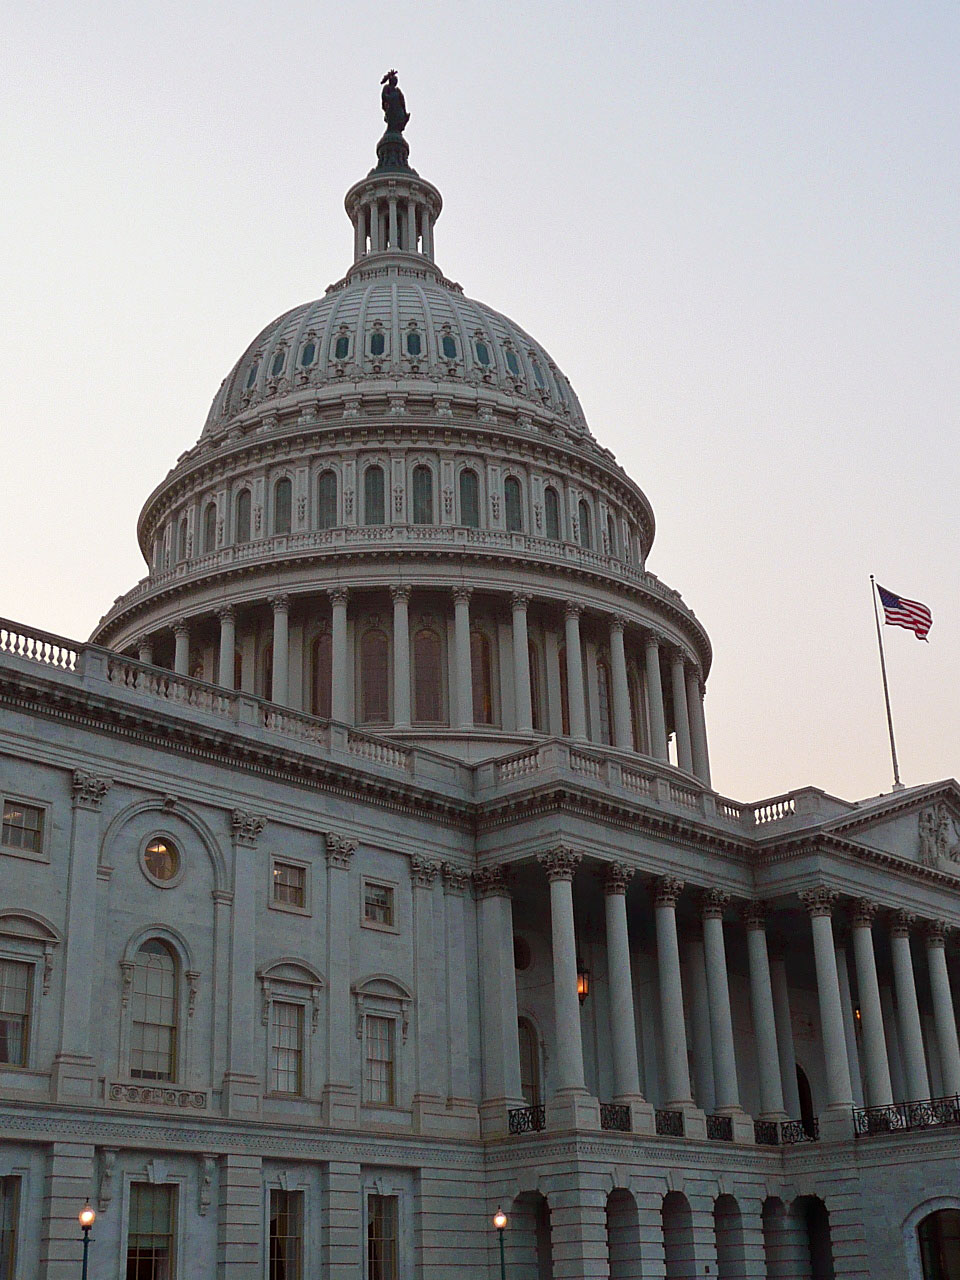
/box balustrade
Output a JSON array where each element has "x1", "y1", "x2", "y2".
[
  {"x1": 754, "y1": 1118, "x2": 819, "y2": 1145},
  {"x1": 508, "y1": 1105, "x2": 546, "y2": 1135},
  {"x1": 706, "y1": 1113, "x2": 734, "y2": 1141},
  {"x1": 599, "y1": 1103, "x2": 631, "y2": 1132},
  {"x1": 853, "y1": 1094, "x2": 960, "y2": 1136},
  {"x1": 655, "y1": 1108, "x2": 684, "y2": 1137},
  {"x1": 0, "y1": 619, "x2": 79, "y2": 670}
]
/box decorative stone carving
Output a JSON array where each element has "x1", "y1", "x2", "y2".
[
  {"x1": 890, "y1": 908, "x2": 917, "y2": 938},
  {"x1": 511, "y1": 592, "x2": 532, "y2": 611},
  {"x1": 799, "y1": 886, "x2": 838, "y2": 918},
  {"x1": 925, "y1": 919, "x2": 950, "y2": 948},
  {"x1": 120, "y1": 961, "x2": 134, "y2": 1008},
  {"x1": 198, "y1": 1155, "x2": 216, "y2": 1215},
  {"x1": 269, "y1": 594, "x2": 290, "y2": 613},
  {"x1": 173, "y1": 619, "x2": 190, "y2": 638},
  {"x1": 409, "y1": 855, "x2": 440, "y2": 888},
  {"x1": 440, "y1": 862, "x2": 469, "y2": 893},
  {"x1": 72, "y1": 770, "x2": 112, "y2": 811},
  {"x1": 109, "y1": 1084, "x2": 206, "y2": 1109},
  {"x1": 216, "y1": 604, "x2": 235, "y2": 623},
  {"x1": 231, "y1": 810, "x2": 266, "y2": 847},
  {"x1": 850, "y1": 899, "x2": 879, "y2": 929},
  {"x1": 653, "y1": 875, "x2": 684, "y2": 908},
  {"x1": 602, "y1": 861, "x2": 633, "y2": 895},
  {"x1": 918, "y1": 803, "x2": 960, "y2": 865},
  {"x1": 564, "y1": 601, "x2": 583, "y2": 621},
  {"x1": 472, "y1": 864, "x2": 511, "y2": 898},
  {"x1": 325, "y1": 832, "x2": 357, "y2": 867},
  {"x1": 537, "y1": 845, "x2": 582, "y2": 882},
  {"x1": 741, "y1": 900, "x2": 768, "y2": 930},
  {"x1": 186, "y1": 970, "x2": 200, "y2": 1017},
  {"x1": 328, "y1": 587, "x2": 350, "y2": 607},
  {"x1": 701, "y1": 888, "x2": 730, "y2": 919},
  {"x1": 452, "y1": 587, "x2": 473, "y2": 606},
  {"x1": 97, "y1": 1147, "x2": 117, "y2": 1212},
  {"x1": 390, "y1": 584, "x2": 412, "y2": 603},
  {"x1": 610, "y1": 615, "x2": 626, "y2": 635}
]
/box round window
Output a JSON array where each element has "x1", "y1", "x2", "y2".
[{"x1": 143, "y1": 838, "x2": 181, "y2": 885}]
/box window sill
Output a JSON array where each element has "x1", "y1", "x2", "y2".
[
  {"x1": 361, "y1": 919, "x2": 400, "y2": 935},
  {"x1": 268, "y1": 900, "x2": 311, "y2": 918}
]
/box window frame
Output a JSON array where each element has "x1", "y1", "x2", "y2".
[
  {"x1": 121, "y1": 1175, "x2": 183, "y2": 1280},
  {"x1": 310, "y1": 627, "x2": 333, "y2": 719},
  {"x1": 0, "y1": 1173, "x2": 23, "y2": 1280},
  {"x1": 269, "y1": 856, "x2": 311, "y2": 917},
  {"x1": 361, "y1": 878, "x2": 398, "y2": 934},
  {"x1": 119, "y1": 931, "x2": 193, "y2": 1087},
  {"x1": 273, "y1": 476, "x2": 293, "y2": 536},
  {"x1": 317, "y1": 469, "x2": 339, "y2": 530},
  {"x1": 412, "y1": 625, "x2": 445, "y2": 725},
  {"x1": 234, "y1": 488, "x2": 252, "y2": 545},
  {"x1": 0, "y1": 957, "x2": 34, "y2": 1071},
  {"x1": 258, "y1": 962, "x2": 323, "y2": 1100},
  {"x1": 0, "y1": 795, "x2": 48, "y2": 864},
  {"x1": 410, "y1": 464, "x2": 434, "y2": 526},
  {"x1": 357, "y1": 627, "x2": 392, "y2": 726},
  {"x1": 366, "y1": 1191, "x2": 400, "y2": 1280},
  {"x1": 267, "y1": 1184, "x2": 306, "y2": 1280},
  {"x1": 139, "y1": 832, "x2": 185, "y2": 890},
  {"x1": 363, "y1": 464, "x2": 386, "y2": 526},
  {"x1": 543, "y1": 484, "x2": 562, "y2": 541},
  {"x1": 201, "y1": 501, "x2": 218, "y2": 555},
  {"x1": 352, "y1": 976, "x2": 412, "y2": 1113},
  {"x1": 458, "y1": 466, "x2": 481, "y2": 529},
  {"x1": 503, "y1": 475, "x2": 524, "y2": 533}
]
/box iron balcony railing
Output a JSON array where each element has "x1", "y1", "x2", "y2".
[
  {"x1": 754, "y1": 1118, "x2": 820, "y2": 1145},
  {"x1": 655, "y1": 1109, "x2": 683, "y2": 1137},
  {"x1": 599, "y1": 1103, "x2": 631, "y2": 1132},
  {"x1": 508, "y1": 1105, "x2": 546, "y2": 1135},
  {"x1": 706, "y1": 1113, "x2": 734, "y2": 1141},
  {"x1": 853, "y1": 1094, "x2": 960, "y2": 1136}
]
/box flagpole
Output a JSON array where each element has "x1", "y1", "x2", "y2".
[{"x1": 870, "y1": 574, "x2": 903, "y2": 790}]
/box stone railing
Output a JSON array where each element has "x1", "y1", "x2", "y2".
[{"x1": 0, "y1": 620, "x2": 80, "y2": 672}]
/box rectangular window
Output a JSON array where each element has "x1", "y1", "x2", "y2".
[
  {"x1": 367, "y1": 1194, "x2": 399, "y2": 1280},
  {"x1": 272, "y1": 860, "x2": 306, "y2": 909},
  {"x1": 0, "y1": 960, "x2": 31, "y2": 1067},
  {"x1": 363, "y1": 882, "x2": 394, "y2": 928},
  {"x1": 1, "y1": 801, "x2": 43, "y2": 854},
  {"x1": 126, "y1": 1182, "x2": 176, "y2": 1280},
  {"x1": 129, "y1": 949, "x2": 177, "y2": 1082},
  {"x1": 0, "y1": 1177, "x2": 19, "y2": 1280},
  {"x1": 364, "y1": 1015, "x2": 395, "y2": 1105},
  {"x1": 269, "y1": 1188, "x2": 303, "y2": 1280},
  {"x1": 270, "y1": 1001, "x2": 304, "y2": 1096}
]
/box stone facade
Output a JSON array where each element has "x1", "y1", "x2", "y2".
[{"x1": 2, "y1": 97, "x2": 960, "y2": 1280}]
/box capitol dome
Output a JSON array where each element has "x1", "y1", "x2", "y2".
[{"x1": 92, "y1": 106, "x2": 712, "y2": 773}]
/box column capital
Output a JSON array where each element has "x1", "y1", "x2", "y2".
[
  {"x1": 472, "y1": 863, "x2": 511, "y2": 899},
  {"x1": 537, "y1": 845, "x2": 582, "y2": 882},
  {"x1": 440, "y1": 862, "x2": 470, "y2": 894},
  {"x1": 390, "y1": 584, "x2": 412, "y2": 604},
  {"x1": 799, "y1": 886, "x2": 838, "y2": 918},
  {"x1": 409, "y1": 855, "x2": 440, "y2": 888},
  {"x1": 742, "y1": 899, "x2": 768, "y2": 931},
  {"x1": 850, "y1": 898, "x2": 880, "y2": 928},
  {"x1": 231, "y1": 809, "x2": 266, "y2": 847},
  {"x1": 72, "y1": 770, "x2": 112, "y2": 811},
  {"x1": 925, "y1": 918, "x2": 951, "y2": 948},
  {"x1": 173, "y1": 618, "x2": 190, "y2": 637},
  {"x1": 654, "y1": 875, "x2": 684, "y2": 908},
  {"x1": 328, "y1": 587, "x2": 350, "y2": 607},
  {"x1": 452, "y1": 586, "x2": 473, "y2": 606},
  {"x1": 325, "y1": 832, "x2": 357, "y2": 868},
  {"x1": 216, "y1": 605, "x2": 235, "y2": 623},
  {"x1": 563, "y1": 601, "x2": 583, "y2": 621},
  {"x1": 511, "y1": 591, "x2": 532, "y2": 611},
  {"x1": 642, "y1": 629, "x2": 662, "y2": 651},
  {"x1": 609, "y1": 614, "x2": 627, "y2": 634},
  {"x1": 269, "y1": 593, "x2": 290, "y2": 613},
  {"x1": 890, "y1": 908, "x2": 917, "y2": 938},
  {"x1": 700, "y1": 887, "x2": 730, "y2": 920},
  {"x1": 602, "y1": 861, "x2": 634, "y2": 896}
]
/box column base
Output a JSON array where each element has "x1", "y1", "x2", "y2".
[
  {"x1": 817, "y1": 1105, "x2": 856, "y2": 1141},
  {"x1": 412, "y1": 1092, "x2": 479, "y2": 1136},
  {"x1": 50, "y1": 1053, "x2": 98, "y2": 1102},
  {"x1": 665, "y1": 1102, "x2": 708, "y2": 1139},
  {"x1": 546, "y1": 1088, "x2": 601, "y2": 1132},
  {"x1": 614, "y1": 1095, "x2": 657, "y2": 1135},
  {"x1": 322, "y1": 1083, "x2": 359, "y2": 1128},
  {"x1": 220, "y1": 1072, "x2": 262, "y2": 1117},
  {"x1": 479, "y1": 1097, "x2": 527, "y2": 1138},
  {"x1": 716, "y1": 1107, "x2": 757, "y2": 1144}
]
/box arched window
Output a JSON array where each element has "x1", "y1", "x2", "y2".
[
  {"x1": 202, "y1": 502, "x2": 217, "y2": 554},
  {"x1": 262, "y1": 643, "x2": 273, "y2": 700},
  {"x1": 235, "y1": 489, "x2": 252, "y2": 545},
  {"x1": 245, "y1": 360, "x2": 259, "y2": 390},
  {"x1": 459, "y1": 469, "x2": 480, "y2": 528},
  {"x1": 370, "y1": 331, "x2": 385, "y2": 357},
  {"x1": 270, "y1": 349, "x2": 285, "y2": 377},
  {"x1": 505, "y1": 348, "x2": 520, "y2": 377},
  {"x1": 311, "y1": 631, "x2": 332, "y2": 719},
  {"x1": 406, "y1": 330, "x2": 421, "y2": 357},
  {"x1": 544, "y1": 486, "x2": 561, "y2": 541},
  {"x1": 317, "y1": 470, "x2": 338, "y2": 529},
  {"x1": 504, "y1": 476, "x2": 523, "y2": 532},
  {"x1": 518, "y1": 1018, "x2": 541, "y2": 1106},
  {"x1": 528, "y1": 640, "x2": 543, "y2": 732},
  {"x1": 558, "y1": 644, "x2": 570, "y2": 736},
  {"x1": 177, "y1": 517, "x2": 188, "y2": 562},
  {"x1": 359, "y1": 629, "x2": 389, "y2": 724},
  {"x1": 364, "y1": 465, "x2": 385, "y2": 526},
  {"x1": 597, "y1": 658, "x2": 612, "y2": 745},
  {"x1": 470, "y1": 631, "x2": 494, "y2": 725},
  {"x1": 475, "y1": 339, "x2": 490, "y2": 366},
  {"x1": 300, "y1": 339, "x2": 316, "y2": 367},
  {"x1": 274, "y1": 477, "x2": 292, "y2": 535},
  {"x1": 412, "y1": 465, "x2": 433, "y2": 525},
  {"x1": 918, "y1": 1209, "x2": 960, "y2": 1280},
  {"x1": 334, "y1": 333, "x2": 349, "y2": 360},
  {"x1": 413, "y1": 628, "x2": 442, "y2": 723},
  {"x1": 578, "y1": 498, "x2": 593, "y2": 550},
  {"x1": 130, "y1": 940, "x2": 179, "y2": 1082},
  {"x1": 441, "y1": 333, "x2": 457, "y2": 360},
  {"x1": 607, "y1": 513, "x2": 618, "y2": 557}
]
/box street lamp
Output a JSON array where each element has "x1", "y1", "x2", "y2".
[
  {"x1": 493, "y1": 1206, "x2": 507, "y2": 1280},
  {"x1": 78, "y1": 1204, "x2": 95, "y2": 1280}
]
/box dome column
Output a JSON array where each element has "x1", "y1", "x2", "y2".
[
  {"x1": 563, "y1": 603, "x2": 587, "y2": 741},
  {"x1": 670, "y1": 649, "x2": 694, "y2": 773},
  {"x1": 173, "y1": 621, "x2": 190, "y2": 676},
  {"x1": 452, "y1": 588, "x2": 473, "y2": 730},
  {"x1": 388, "y1": 197, "x2": 398, "y2": 250},
  {"x1": 643, "y1": 634, "x2": 668, "y2": 761},
  {"x1": 138, "y1": 639, "x2": 153, "y2": 666},
  {"x1": 391, "y1": 586, "x2": 411, "y2": 729},
  {"x1": 217, "y1": 607, "x2": 236, "y2": 689},
  {"x1": 270, "y1": 595, "x2": 290, "y2": 705},
  {"x1": 609, "y1": 616, "x2": 632, "y2": 751},
  {"x1": 368, "y1": 200, "x2": 381, "y2": 252},
  {"x1": 329, "y1": 589, "x2": 350, "y2": 722},
  {"x1": 406, "y1": 200, "x2": 416, "y2": 251},
  {"x1": 686, "y1": 668, "x2": 711, "y2": 786},
  {"x1": 511, "y1": 593, "x2": 533, "y2": 733}
]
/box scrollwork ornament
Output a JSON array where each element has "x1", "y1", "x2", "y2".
[
  {"x1": 472, "y1": 864, "x2": 511, "y2": 899},
  {"x1": 325, "y1": 832, "x2": 357, "y2": 868},
  {"x1": 441, "y1": 862, "x2": 469, "y2": 893},
  {"x1": 890, "y1": 908, "x2": 916, "y2": 939},
  {"x1": 799, "y1": 886, "x2": 838, "y2": 918},
  {"x1": 602, "y1": 861, "x2": 634, "y2": 896},
  {"x1": 741, "y1": 900, "x2": 768, "y2": 931},
  {"x1": 701, "y1": 888, "x2": 730, "y2": 920},
  {"x1": 925, "y1": 919, "x2": 950, "y2": 948},
  {"x1": 850, "y1": 899, "x2": 879, "y2": 929},
  {"x1": 198, "y1": 1155, "x2": 216, "y2": 1216},
  {"x1": 231, "y1": 809, "x2": 266, "y2": 847},
  {"x1": 409, "y1": 855, "x2": 440, "y2": 888},
  {"x1": 537, "y1": 845, "x2": 582, "y2": 882},
  {"x1": 72, "y1": 770, "x2": 112, "y2": 811},
  {"x1": 654, "y1": 876, "x2": 684, "y2": 908}
]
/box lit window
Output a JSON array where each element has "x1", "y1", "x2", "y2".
[
  {"x1": 0, "y1": 960, "x2": 31, "y2": 1067},
  {"x1": 129, "y1": 941, "x2": 178, "y2": 1082},
  {"x1": 597, "y1": 659, "x2": 612, "y2": 745},
  {"x1": 274, "y1": 478, "x2": 292, "y2": 535},
  {"x1": 269, "y1": 1189, "x2": 303, "y2": 1280},
  {"x1": 370, "y1": 331, "x2": 385, "y2": 357},
  {"x1": 367, "y1": 1194, "x2": 399, "y2": 1280},
  {"x1": 364, "y1": 882, "x2": 394, "y2": 928},
  {"x1": 311, "y1": 632, "x2": 332, "y2": 718},
  {"x1": 270, "y1": 1000, "x2": 304, "y2": 1095},
  {"x1": 2, "y1": 801, "x2": 43, "y2": 854},
  {"x1": 364, "y1": 1016, "x2": 395, "y2": 1104},
  {"x1": 271, "y1": 351, "x2": 285, "y2": 377},
  {"x1": 143, "y1": 838, "x2": 180, "y2": 884},
  {"x1": 202, "y1": 503, "x2": 217, "y2": 554},
  {"x1": 235, "y1": 489, "x2": 252, "y2": 544},
  {"x1": 475, "y1": 339, "x2": 490, "y2": 366},
  {"x1": 544, "y1": 486, "x2": 561, "y2": 541},
  {"x1": 359, "y1": 631, "x2": 390, "y2": 724},
  {"x1": 504, "y1": 476, "x2": 523, "y2": 532},
  {"x1": 471, "y1": 631, "x2": 494, "y2": 725},
  {"x1": 578, "y1": 498, "x2": 593, "y2": 550},
  {"x1": 245, "y1": 361, "x2": 259, "y2": 390},
  {"x1": 126, "y1": 1183, "x2": 176, "y2": 1280},
  {"x1": 505, "y1": 349, "x2": 520, "y2": 377},
  {"x1": 300, "y1": 340, "x2": 316, "y2": 367},
  {"x1": 364, "y1": 466, "x2": 385, "y2": 525},
  {"x1": 459, "y1": 469, "x2": 480, "y2": 528},
  {"x1": 318, "y1": 471, "x2": 338, "y2": 529},
  {"x1": 412, "y1": 466, "x2": 433, "y2": 524},
  {"x1": 334, "y1": 334, "x2": 349, "y2": 360},
  {"x1": 0, "y1": 1177, "x2": 19, "y2": 1280},
  {"x1": 272, "y1": 860, "x2": 306, "y2": 909},
  {"x1": 413, "y1": 628, "x2": 442, "y2": 723},
  {"x1": 441, "y1": 334, "x2": 457, "y2": 359},
  {"x1": 406, "y1": 330, "x2": 421, "y2": 357}
]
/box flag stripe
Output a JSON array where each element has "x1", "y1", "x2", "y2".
[{"x1": 876, "y1": 584, "x2": 933, "y2": 639}]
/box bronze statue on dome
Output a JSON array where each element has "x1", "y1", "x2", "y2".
[{"x1": 381, "y1": 71, "x2": 410, "y2": 134}]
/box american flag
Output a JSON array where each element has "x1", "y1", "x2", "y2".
[{"x1": 877, "y1": 585, "x2": 933, "y2": 640}]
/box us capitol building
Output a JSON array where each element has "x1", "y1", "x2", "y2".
[{"x1": 2, "y1": 78, "x2": 959, "y2": 1280}]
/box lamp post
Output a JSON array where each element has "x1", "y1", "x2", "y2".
[
  {"x1": 493, "y1": 1206, "x2": 507, "y2": 1280},
  {"x1": 78, "y1": 1203, "x2": 95, "y2": 1280}
]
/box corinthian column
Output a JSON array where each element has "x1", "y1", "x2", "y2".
[
  {"x1": 670, "y1": 651, "x2": 693, "y2": 774},
  {"x1": 474, "y1": 865, "x2": 523, "y2": 1135},
  {"x1": 850, "y1": 900, "x2": 893, "y2": 1108},
  {"x1": 686, "y1": 668, "x2": 711, "y2": 786},
  {"x1": 511, "y1": 593, "x2": 533, "y2": 732},
  {"x1": 701, "y1": 890, "x2": 740, "y2": 1112},
  {"x1": 926, "y1": 921, "x2": 960, "y2": 1096},
  {"x1": 644, "y1": 635, "x2": 668, "y2": 761},
  {"x1": 603, "y1": 863, "x2": 641, "y2": 1099},
  {"x1": 563, "y1": 603, "x2": 587, "y2": 740},
  {"x1": 452, "y1": 588, "x2": 473, "y2": 729},
  {"x1": 890, "y1": 911, "x2": 930, "y2": 1100},
  {"x1": 743, "y1": 902, "x2": 786, "y2": 1119},
  {"x1": 270, "y1": 594, "x2": 290, "y2": 704},
  {"x1": 391, "y1": 585, "x2": 411, "y2": 728},
  {"x1": 654, "y1": 876, "x2": 693, "y2": 1107},
  {"x1": 328, "y1": 589, "x2": 349, "y2": 722},
  {"x1": 217, "y1": 606, "x2": 236, "y2": 689},
  {"x1": 537, "y1": 847, "x2": 585, "y2": 1092},
  {"x1": 800, "y1": 888, "x2": 853, "y2": 1117},
  {"x1": 173, "y1": 620, "x2": 190, "y2": 676},
  {"x1": 609, "y1": 616, "x2": 633, "y2": 750}
]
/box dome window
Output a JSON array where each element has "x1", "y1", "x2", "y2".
[
  {"x1": 531, "y1": 359, "x2": 545, "y2": 389},
  {"x1": 359, "y1": 629, "x2": 390, "y2": 724},
  {"x1": 504, "y1": 476, "x2": 523, "y2": 533},
  {"x1": 235, "y1": 489, "x2": 252, "y2": 545},
  {"x1": 370, "y1": 331, "x2": 386, "y2": 357},
  {"x1": 202, "y1": 502, "x2": 217, "y2": 554},
  {"x1": 245, "y1": 361, "x2": 259, "y2": 390},
  {"x1": 544, "y1": 486, "x2": 561, "y2": 541},
  {"x1": 364, "y1": 465, "x2": 385, "y2": 526},
  {"x1": 577, "y1": 498, "x2": 593, "y2": 551},
  {"x1": 300, "y1": 341, "x2": 316, "y2": 367},
  {"x1": 406, "y1": 330, "x2": 422, "y2": 357},
  {"x1": 441, "y1": 334, "x2": 457, "y2": 360},
  {"x1": 412, "y1": 465, "x2": 434, "y2": 525},
  {"x1": 271, "y1": 351, "x2": 285, "y2": 377},
  {"x1": 274, "y1": 478, "x2": 292, "y2": 535},
  {"x1": 334, "y1": 333, "x2": 350, "y2": 361},
  {"x1": 317, "y1": 471, "x2": 338, "y2": 530},
  {"x1": 475, "y1": 340, "x2": 491, "y2": 366},
  {"x1": 413, "y1": 628, "x2": 443, "y2": 724},
  {"x1": 505, "y1": 349, "x2": 520, "y2": 377},
  {"x1": 459, "y1": 469, "x2": 480, "y2": 529}
]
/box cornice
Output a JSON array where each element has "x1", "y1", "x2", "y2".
[{"x1": 756, "y1": 830, "x2": 960, "y2": 891}]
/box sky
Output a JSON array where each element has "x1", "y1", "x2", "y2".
[{"x1": 1, "y1": 1, "x2": 957, "y2": 804}]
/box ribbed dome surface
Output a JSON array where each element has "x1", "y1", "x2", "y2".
[{"x1": 202, "y1": 275, "x2": 590, "y2": 438}]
